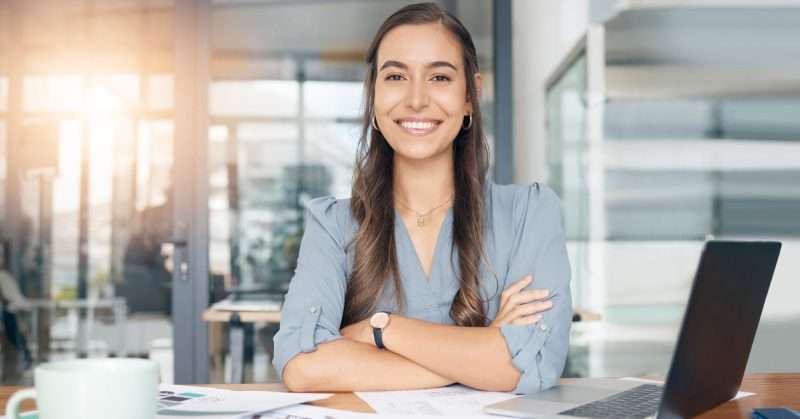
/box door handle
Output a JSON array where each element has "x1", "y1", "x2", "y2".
[{"x1": 163, "y1": 222, "x2": 190, "y2": 281}]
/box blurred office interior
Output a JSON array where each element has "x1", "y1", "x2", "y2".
[{"x1": 0, "y1": 0, "x2": 798, "y2": 386}]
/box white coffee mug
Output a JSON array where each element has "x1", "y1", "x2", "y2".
[{"x1": 5, "y1": 358, "x2": 159, "y2": 419}]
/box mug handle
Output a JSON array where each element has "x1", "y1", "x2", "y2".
[{"x1": 5, "y1": 388, "x2": 37, "y2": 419}]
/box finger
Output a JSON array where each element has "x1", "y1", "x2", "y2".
[
  {"x1": 507, "y1": 288, "x2": 551, "y2": 308},
  {"x1": 492, "y1": 306, "x2": 518, "y2": 327},
  {"x1": 506, "y1": 290, "x2": 550, "y2": 309},
  {"x1": 509, "y1": 300, "x2": 553, "y2": 320},
  {"x1": 511, "y1": 314, "x2": 543, "y2": 326},
  {"x1": 501, "y1": 275, "x2": 533, "y2": 302},
  {"x1": 499, "y1": 283, "x2": 544, "y2": 320},
  {"x1": 508, "y1": 275, "x2": 534, "y2": 295},
  {"x1": 496, "y1": 302, "x2": 513, "y2": 320},
  {"x1": 491, "y1": 311, "x2": 510, "y2": 327},
  {"x1": 500, "y1": 275, "x2": 533, "y2": 308},
  {"x1": 496, "y1": 295, "x2": 519, "y2": 320}
]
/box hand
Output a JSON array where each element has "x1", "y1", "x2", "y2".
[
  {"x1": 490, "y1": 275, "x2": 552, "y2": 327},
  {"x1": 340, "y1": 317, "x2": 375, "y2": 346}
]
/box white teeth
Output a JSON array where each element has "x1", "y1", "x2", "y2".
[{"x1": 400, "y1": 121, "x2": 437, "y2": 130}]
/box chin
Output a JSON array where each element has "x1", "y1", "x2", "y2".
[
  {"x1": 393, "y1": 142, "x2": 450, "y2": 162},
  {"x1": 384, "y1": 124, "x2": 458, "y2": 162}
]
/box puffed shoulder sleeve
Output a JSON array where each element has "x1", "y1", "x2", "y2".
[
  {"x1": 272, "y1": 196, "x2": 349, "y2": 381},
  {"x1": 499, "y1": 183, "x2": 572, "y2": 394}
]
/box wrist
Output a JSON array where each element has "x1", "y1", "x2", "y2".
[
  {"x1": 369, "y1": 312, "x2": 392, "y2": 349},
  {"x1": 379, "y1": 314, "x2": 409, "y2": 351}
]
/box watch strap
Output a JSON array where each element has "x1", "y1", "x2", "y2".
[
  {"x1": 371, "y1": 311, "x2": 391, "y2": 350},
  {"x1": 373, "y1": 326, "x2": 386, "y2": 350}
]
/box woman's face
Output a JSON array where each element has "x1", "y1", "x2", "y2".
[{"x1": 374, "y1": 22, "x2": 481, "y2": 162}]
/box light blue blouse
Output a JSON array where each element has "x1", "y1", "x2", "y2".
[{"x1": 272, "y1": 182, "x2": 572, "y2": 394}]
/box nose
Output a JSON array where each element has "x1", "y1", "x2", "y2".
[{"x1": 405, "y1": 77, "x2": 429, "y2": 111}]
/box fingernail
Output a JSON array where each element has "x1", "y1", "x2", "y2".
[{"x1": 543, "y1": 290, "x2": 550, "y2": 296}]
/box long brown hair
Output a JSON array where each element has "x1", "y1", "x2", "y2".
[{"x1": 343, "y1": 2, "x2": 490, "y2": 327}]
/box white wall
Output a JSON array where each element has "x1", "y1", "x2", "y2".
[{"x1": 512, "y1": 0, "x2": 588, "y2": 183}]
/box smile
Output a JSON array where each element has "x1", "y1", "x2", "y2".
[{"x1": 396, "y1": 119, "x2": 442, "y2": 136}]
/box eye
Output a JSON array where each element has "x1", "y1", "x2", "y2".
[
  {"x1": 385, "y1": 74, "x2": 405, "y2": 81},
  {"x1": 431, "y1": 74, "x2": 451, "y2": 82}
]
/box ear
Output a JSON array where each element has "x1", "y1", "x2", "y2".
[{"x1": 466, "y1": 72, "x2": 483, "y2": 113}]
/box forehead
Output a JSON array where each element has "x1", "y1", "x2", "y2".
[{"x1": 377, "y1": 22, "x2": 463, "y2": 69}]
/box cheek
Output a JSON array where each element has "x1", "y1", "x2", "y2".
[
  {"x1": 438, "y1": 115, "x2": 464, "y2": 143},
  {"x1": 374, "y1": 83, "x2": 403, "y2": 114},
  {"x1": 431, "y1": 87, "x2": 469, "y2": 115}
]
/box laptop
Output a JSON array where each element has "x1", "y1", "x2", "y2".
[{"x1": 485, "y1": 241, "x2": 781, "y2": 419}]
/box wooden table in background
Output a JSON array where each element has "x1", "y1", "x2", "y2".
[
  {"x1": 2, "y1": 373, "x2": 798, "y2": 418},
  {"x1": 203, "y1": 308, "x2": 281, "y2": 384}
]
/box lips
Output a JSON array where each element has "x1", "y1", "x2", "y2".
[{"x1": 395, "y1": 118, "x2": 442, "y2": 135}]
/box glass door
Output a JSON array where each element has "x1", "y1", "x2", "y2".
[{"x1": 0, "y1": 0, "x2": 195, "y2": 385}]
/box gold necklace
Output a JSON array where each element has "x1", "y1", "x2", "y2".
[{"x1": 395, "y1": 193, "x2": 454, "y2": 227}]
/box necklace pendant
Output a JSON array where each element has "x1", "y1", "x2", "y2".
[{"x1": 417, "y1": 215, "x2": 425, "y2": 227}]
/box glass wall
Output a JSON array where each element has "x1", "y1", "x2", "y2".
[
  {"x1": 0, "y1": 0, "x2": 177, "y2": 385},
  {"x1": 547, "y1": 14, "x2": 800, "y2": 378},
  {"x1": 205, "y1": 0, "x2": 495, "y2": 383}
]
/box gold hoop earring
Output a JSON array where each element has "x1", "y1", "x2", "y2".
[
  {"x1": 371, "y1": 114, "x2": 380, "y2": 132},
  {"x1": 462, "y1": 113, "x2": 473, "y2": 130}
]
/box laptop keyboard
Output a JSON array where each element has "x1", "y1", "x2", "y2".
[{"x1": 558, "y1": 384, "x2": 663, "y2": 418}]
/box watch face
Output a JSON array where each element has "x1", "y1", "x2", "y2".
[{"x1": 370, "y1": 312, "x2": 390, "y2": 328}]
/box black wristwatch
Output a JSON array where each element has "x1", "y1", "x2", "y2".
[{"x1": 369, "y1": 311, "x2": 391, "y2": 349}]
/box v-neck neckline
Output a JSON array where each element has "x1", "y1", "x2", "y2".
[{"x1": 395, "y1": 207, "x2": 453, "y2": 283}]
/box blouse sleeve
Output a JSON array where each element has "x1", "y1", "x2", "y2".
[
  {"x1": 272, "y1": 196, "x2": 349, "y2": 381},
  {"x1": 498, "y1": 183, "x2": 573, "y2": 394}
]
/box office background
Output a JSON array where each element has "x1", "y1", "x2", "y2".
[{"x1": 0, "y1": 0, "x2": 798, "y2": 386}]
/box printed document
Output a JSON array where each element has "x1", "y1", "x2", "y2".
[
  {"x1": 156, "y1": 384, "x2": 331, "y2": 416},
  {"x1": 355, "y1": 384, "x2": 520, "y2": 417}
]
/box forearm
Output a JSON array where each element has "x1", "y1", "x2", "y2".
[
  {"x1": 382, "y1": 316, "x2": 520, "y2": 392},
  {"x1": 283, "y1": 338, "x2": 455, "y2": 392}
]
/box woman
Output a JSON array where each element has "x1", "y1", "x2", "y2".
[{"x1": 273, "y1": 2, "x2": 571, "y2": 395}]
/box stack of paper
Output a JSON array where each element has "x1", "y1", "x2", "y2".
[
  {"x1": 355, "y1": 384, "x2": 521, "y2": 418},
  {"x1": 156, "y1": 384, "x2": 331, "y2": 418}
]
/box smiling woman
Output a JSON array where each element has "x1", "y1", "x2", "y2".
[
  {"x1": 373, "y1": 24, "x2": 480, "y2": 162},
  {"x1": 273, "y1": 2, "x2": 572, "y2": 395}
]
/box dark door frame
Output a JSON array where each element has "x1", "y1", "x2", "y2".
[{"x1": 173, "y1": 0, "x2": 211, "y2": 385}]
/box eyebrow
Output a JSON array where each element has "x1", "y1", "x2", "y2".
[{"x1": 379, "y1": 60, "x2": 458, "y2": 72}]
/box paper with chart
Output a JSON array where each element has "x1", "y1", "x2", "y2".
[
  {"x1": 355, "y1": 384, "x2": 521, "y2": 417},
  {"x1": 156, "y1": 384, "x2": 331, "y2": 416}
]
